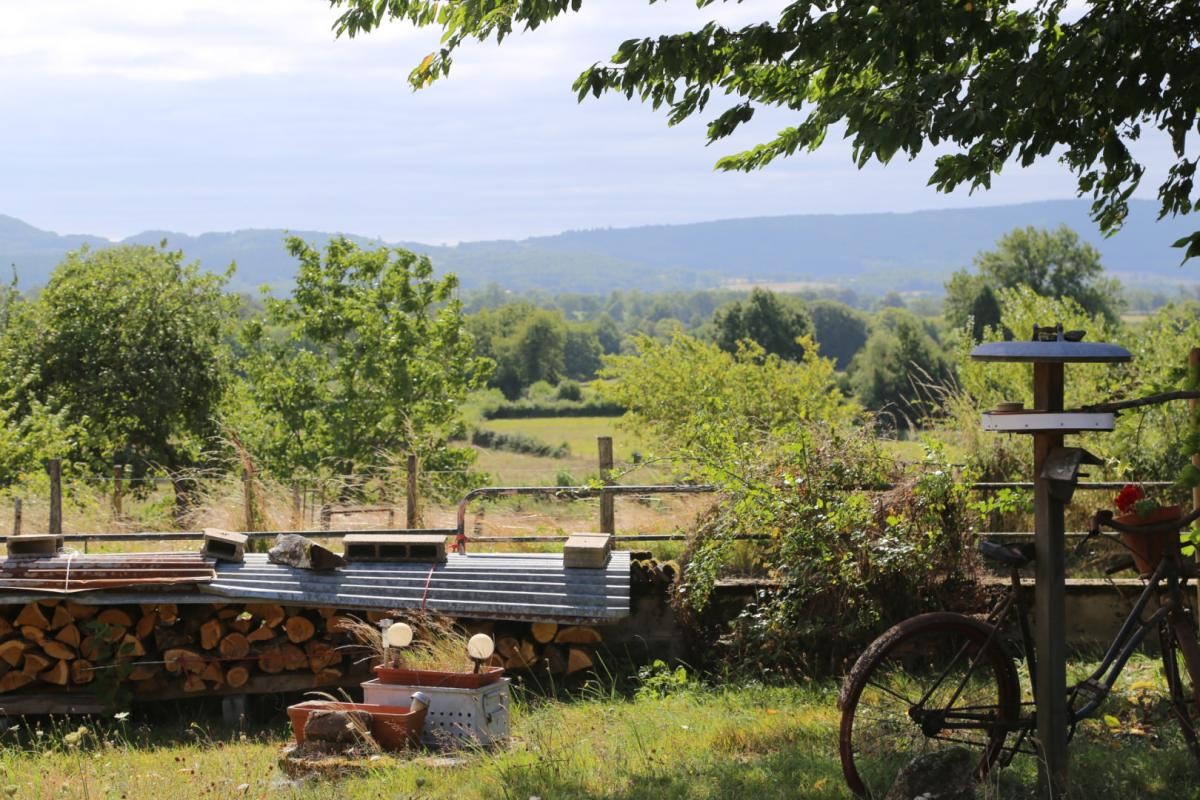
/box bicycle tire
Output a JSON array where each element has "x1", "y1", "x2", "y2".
[
  {"x1": 1161, "y1": 612, "x2": 1200, "y2": 764},
  {"x1": 839, "y1": 612, "x2": 1022, "y2": 799}
]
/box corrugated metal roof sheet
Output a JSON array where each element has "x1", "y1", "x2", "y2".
[
  {"x1": 0, "y1": 551, "x2": 632, "y2": 624},
  {"x1": 0, "y1": 552, "x2": 215, "y2": 593},
  {"x1": 203, "y1": 552, "x2": 631, "y2": 623}
]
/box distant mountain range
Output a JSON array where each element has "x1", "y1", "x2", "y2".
[{"x1": 2, "y1": 199, "x2": 1198, "y2": 295}]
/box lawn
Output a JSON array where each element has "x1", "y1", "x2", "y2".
[{"x1": 2, "y1": 661, "x2": 1198, "y2": 800}]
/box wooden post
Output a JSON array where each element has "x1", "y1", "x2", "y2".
[
  {"x1": 242, "y1": 468, "x2": 256, "y2": 533},
  {"x1": 1032, "y1": 362, "x2": 1068, "y2": 799},
  {"x1": 291, "y1": 484, "x2": 302, "y2": 530},
  {"x1": 406, "y1": 454, "x2": 420, "y2": 529},
  {"x1": 11, "y1": 498, "x2": 20, "y2": 536},
  {"x1": 47, "y1": 459, "x2": 62, "y2": 536},
  {"x1": 112, "y1": 464, "x2": 124, "y2": 518},
  {"x1": 598, "y1": 436, "x2": 614, "y2": 535}
]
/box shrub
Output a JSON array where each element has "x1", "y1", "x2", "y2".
[
  {"x1": 555, "y1": 380, "x2": 583, "y2": 402},
  {"x1": 603, "y1": 334, "x2": 979, "y2": 675},
  {"x1": 469, "y1": 428, "x2": 570, "y2": 458}
]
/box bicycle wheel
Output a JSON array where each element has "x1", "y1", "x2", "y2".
[
  {"x1": 1161, "y1": 612, "x2": 1200, "y2": 764},
  {"x1": 839, "y1": 612, "x2": 1021, "y2": 799}
]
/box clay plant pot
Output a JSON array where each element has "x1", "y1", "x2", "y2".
[
  {"x1": 372, "y1": 664, "x2": 504, "y2": 689},
  {"x1": 287, "y1": 700, "x2": 427, "y2": 751},
  {"x1": 1116, "y1": 505, "x2": 1183, "y2": 575}
]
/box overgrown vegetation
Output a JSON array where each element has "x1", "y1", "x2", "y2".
[{"x1": 604, "y1": 335, "x2": 978, "y2": 674}]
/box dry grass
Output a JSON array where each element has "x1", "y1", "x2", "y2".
[{"x1": 341, "y1": 613, "x2": 472, "y2": 672}]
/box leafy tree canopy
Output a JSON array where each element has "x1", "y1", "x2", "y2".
[
  {"x1": 331, "y1": 0, "x2": 1200, "y2": 255},
  {"x1": 808, "y1": 299, "x2": 869, "y2": 370},
  {"x1": 237, "y1": 236, "x2": 490, "y2": 480},
  {"x1": 945, "y1": 225, "x2": 1123, "y2": 335},
  {"x1": 849, "y1": 308, "x2": 954, "y2": 428},
  {"x1": 712, "y1": 288, "x2": 811, "y2": 361},
  {"x1": 1, "y1": 245, "x2": 235, "y2": 475}
]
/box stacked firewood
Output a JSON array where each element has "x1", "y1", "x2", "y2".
[
  {"x1": 0, "y1": 599, "x2": 366, "y2": 696},
  {"x1": 476, "y1": 621, "x2": 602, "y2": 677}
]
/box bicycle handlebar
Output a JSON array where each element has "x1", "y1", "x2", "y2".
[{"x1": 1090, "y1": 507, "x2": 1200, "y2": 537}]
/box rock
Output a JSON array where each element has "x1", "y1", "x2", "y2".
[
  {"x1": 268, "y1": 534, "x2": 345, "y2": 571},
  {"x1": 884, "y1": 747, "x2": 977, "y2": 800},
  {"x1": 303, "y1": 709, "x2": 373, "y2": 744}
]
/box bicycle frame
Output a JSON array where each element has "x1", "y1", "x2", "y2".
[{"x1": 993, "y1": 549, "x2": 1191, "y2": 735}]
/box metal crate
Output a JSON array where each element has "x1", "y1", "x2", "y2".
[{"x1": 361, "y1": 678, "x2": 510, "y2": 747}]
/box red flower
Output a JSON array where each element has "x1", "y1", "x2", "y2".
[{"x1": 1114, "y1": 484, "x2": 1144, "y2": 515}]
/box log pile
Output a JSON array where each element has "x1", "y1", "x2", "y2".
[
  {"x1": 0, "y1": 599, "x2": 367, "y2": 697},
  {"x1": 462, "y1": 619, "x2": 603, "y2": 678},
  {"x1": 0, "y1": 598, "x2": 607, "y2": 699}
]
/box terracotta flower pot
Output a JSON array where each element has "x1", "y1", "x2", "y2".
[
  {"x1": 372, "y1": 664, "x2": 504, "y2": 689},
  {"x1": 287, "y1": 700, "x2": 427, "y2": 751},
  {"x1": 1116, "y1": 505, "x2": 1183, "y2": 575}
]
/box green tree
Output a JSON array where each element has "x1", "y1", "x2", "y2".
[
  {"x1": 712, "y1": 288, "x2": 811, "y2": 361},
  {"x1": 808, "y1": 300, "x2": 869, "y2": 370},
  {"x1": 510, "y1": 311, "x2": 566, "y2": 389},
  {"x1": 943, "y1": 271, "x2": 1003, "y2": 341},
  {"x1": 945, "y1": 225, "x2": 1122, "y2": 335},
  {"x1": 849, "y1": 309, "x2": 954, "y2": 428},
  {"x1": 332, "y1": 1, "x2": 1200, "y2": 256},
  {"x1": 2, "y1": 245, "x2": 234, "y2": 498},
  {"x1": 238, "y1": 236, "x2": 489, "y2": 480},
  {"x1": 563, "y1": 324, "x2": 602, "y2": 381}
]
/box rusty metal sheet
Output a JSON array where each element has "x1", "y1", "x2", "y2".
[{"x1": 0, "y1": 552, "x2": 215, "y2": 594}]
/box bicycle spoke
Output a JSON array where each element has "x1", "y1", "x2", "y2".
[{"x1": 840, "y1": 615, "x2": 1018, "y2": 798}]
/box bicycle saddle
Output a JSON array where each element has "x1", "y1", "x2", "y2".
[{"x1": 979, "y1": 540, "x2": 1036, "y2": 568}]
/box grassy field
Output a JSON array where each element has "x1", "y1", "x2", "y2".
[{"x1": 2, "y1": 660, "x2": 1198, "y2": 800}]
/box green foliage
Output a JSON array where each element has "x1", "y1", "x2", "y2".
[
  {"x1": 469, "y1": 428, "x2": 569, "y2": 458},
  {"x1": 848, "y1": 309, "x2": 954, "y2": 429},
  {"x1": 0, "y1": 245, "x2": 234, "y2": 481},
  {"x1": 635, "y1": 660, "x2": 697, "y2": 701},
  {"x1": 939, "y1": 286, "x2": 1200, "y2": 483},
  {"x1": 604, "y1": 334, "x2": 977, "y2": 673},
  {"x1": 555, "y1": 380, "x2": 583, "y2": 402},
  {"x1": 947, "y1": 226, "x2": 1123, "y2": 335},
  {"x1": 808, "y1": 299, "x2": 869, "y2": 370},
  {"x1": 332, "y1": 1, "x2": 1200, "y2": 258},
  {"x1": 466, "y1": 304, "x2": 609, "y2": 398},
  {"x1": 712, "y1": 289, "x2": 811, "y2": 361},
  {"x1": 1110, "y1": 302, "x2": 1200, "y2": 484},
  {"x1": 0, "y1": 398, "x2": 85, "y2": 486},
  {"x1": 235, "y1": 236, "x2": 489, "y2": 481}
]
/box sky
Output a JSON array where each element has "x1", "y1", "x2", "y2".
[{"x1": 0, "y1": 1, "x2": 1169, "y2": 244}]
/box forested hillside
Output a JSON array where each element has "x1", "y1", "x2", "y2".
[{"x1": 2, "y1": 199, "x2": 1197, "y2": 294}]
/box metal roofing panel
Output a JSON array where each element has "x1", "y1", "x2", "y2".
[
  {"x1": 970, "y1": 340, "x2": 1131, "y2": 363},
  {"x1": 203, "y1": 552, "x2": 631, "y2": 623},
  {"x1": 0, "y1": 552, "x2": 215, "y2": 594}
]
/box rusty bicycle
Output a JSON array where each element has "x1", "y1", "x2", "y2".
[{"x1": 837, "y1": 506, "x2": 1200, "y2": 797}]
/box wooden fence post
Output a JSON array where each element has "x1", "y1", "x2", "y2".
[
  {"x1": 242, "y1": 467, "x2": 257, "y2": 532},
  {"x1": 598, "y1": 436, "x2": 614, "y2": 534},
  {"x1": 291, "y1": 484, "x2": 302, "y2": 530},
  {"x1": 113, "y1": 464, "x2": 124, "y2": 518},
  {"x1": 12, "y1": 498, "x2": 20, "y2": 536},
  {"x1": 406, "y1": 454, "x2": 420, "y2": 529},
  {"x1": 47, "y1": 459, "x2": 62, "y2": 536}
]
